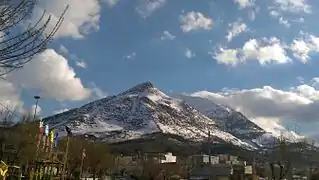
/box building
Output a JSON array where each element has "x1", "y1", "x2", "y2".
[{"x1": 161, "y1": 152, "x2": 177, "y2": 164}]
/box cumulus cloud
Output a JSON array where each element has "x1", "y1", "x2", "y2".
[
  {"x1": 289, "y1": 32, "x2": 319, "y2": 63},
  {"x1": 234, "y1": 0, "x2": 255, "y2": 9},
  {"x1": 213, "y1": 32, "x2": 319, "y2": 66},
  {"x1": 213, "y1": 48, "x2": 240, "y2": 66},
  {"x1": 8, "y1": 49, "x2": 91, "y2": 101},
  {"x1": 213, "y1": 37, "x2": 290, "y2": 65},
  {"x1": 160, "y1": 31, "x2": 175, "y2": 40},
  {"x1": 136, "y1": 0, "x2": 166, "y2": 18},
  {"x1": 226, "y1": 19, "x2": 248, "y2": 42},
  {"x1": 0, "y1": 80, "x2": 22, "y2": 111},
  {"x1": 185, "y1": 48, "x2": 195, "y2": 58},
  {"x1": 241, "y1": 38, "x2": 290, "y2": 64},
  {"x1": 190, "y1": 79, "x2": 319, "y2": 137},
  {"x1": 31, "y1": 104, "x2": 42, "y2": 116},
  {"x1": 180, "y1": 11, "x2": 213, "y2": 32},
  {"x1": 32, "y1": 0, "x2": 101, "y2": 39}
]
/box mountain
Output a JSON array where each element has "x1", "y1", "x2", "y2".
[
  {"x1": 44, "y1": 82, "x2": 256, "y2": 151},
  {"x1": 172, "y1": 94, "x2": 267, "y2": 145},
  {"x1": 173, "y1": 93, "x2": 302, "y2": 146}
]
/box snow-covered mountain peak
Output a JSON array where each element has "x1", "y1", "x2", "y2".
[
  {"x1": 44, "y1": 83, "x2": 257, "y2": 150},
  {"x1": 120, "y1": 81, "x2": 155, "y2": 95}
]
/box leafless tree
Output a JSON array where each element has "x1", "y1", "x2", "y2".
[
  {"x1": 269, "y1": 134, "x2": 291, "y2": 180},
  {"x1": 0, "y1": 0, "x2": 68, "y2": 76},
  {"x1": 0, "y1": 107, "x2": 15, "y2": 160}
]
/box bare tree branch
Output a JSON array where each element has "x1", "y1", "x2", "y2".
[{"x1": 0, "y1": 0, "x2": 68, "y2": 76}]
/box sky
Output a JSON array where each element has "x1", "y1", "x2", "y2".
[{"x1": 1, "y1": 0, "x2": 319, "y2": 140}]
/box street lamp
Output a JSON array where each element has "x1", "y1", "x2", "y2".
[
  {"x1": 33, "y1": 95, "x2": 40, "y2": 120},
  {"x1": 33, "y1": 95, "x2": 41, "y2": 180}
]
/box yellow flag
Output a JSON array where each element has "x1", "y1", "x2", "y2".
[
  {"x1": 50, "y1": 130, "x2": 54, "y2": 143},
  {"x1": 0, "y1": 167, "x2": 8, "y2": 176}
]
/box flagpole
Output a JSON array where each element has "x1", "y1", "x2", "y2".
[{"x1": 61, "y1": 136, "x2": 70, "y2": 180}]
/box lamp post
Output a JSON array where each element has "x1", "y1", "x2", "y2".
[
  {"x1": 33, "y1": 95, "x2": 40, "y2": 180},
  {"x1": 33, "y1": 96, "x2": 40, "y2": 120}
]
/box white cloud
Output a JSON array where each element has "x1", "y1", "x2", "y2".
[
  {"x1": 136, "y1": 0, "x2": 166, "y2": 18},
  {"x1": 53, "y1": 108, "x2": 70, "y2": 114},
  {"x1": 124, "y1": 52, "x2": 136, "y2": 60},
  {"x1": 91, "y1": 82, "x2": 108, "y2": 99},
  {"x1": 226, "y1": 20, "x2": 248, "y2": 42},
  {"x1": 59, "y1": 44, "x2": 69, "y2": 55},
  {"x1": 311, "y1": 78, "x2": 319, "y2": 87},
  {"x1": 0, "y1": 80, "x2": 22, "y2": 111},
  {"x1": 102, "y1": 0, "x2": 119, "y2": 7},
  {"x1": 308, "y1": 132, "x2": 319, "y2": 146},
  {"x1": 213, "y1": 48, "x2": 239, "y2": 66},
  {"x1": 190, "y1": 80, "x2": 319, "y2": 137},
  {"x1": 289, "y1": 32, "x2": 319, "y2": 63},
  {"x1": 269, "y1": 10, "x2": 291, "y2": 28},
  {"x1": 57, "y1": 46, "x2": 88, "y2": 68},
  {"x1": 31, "y1": 104, "x2": 42, "y2": 116},
  {"x1": 8, "y1": 49, "x2": 91, "y2": 101},
  {"x1": 213, "y1": 37, "x2": 290, "y2": 65},
  {"x1": 180, "y1": 11, "x2": 213, "y2": 32},
  {"x1": 185, "y1": 48, "x2": 195, "y2": 58},
  {"x1": 33, "y1": 0, "x2": 101, "y2": 39},
  {"x1": 160, "y1": 31, "x2": 175, "y2": 40},
  {"x1": 75, "y1": 61, "x2": 87, "y2": 68},
  {"x1": 241, "y1": 38, "x2": 290, "y2": 64},
  {"x1": 273, "y1": 0, "x2": 311, "y2": 13},
  {"x1": 214, "y1": 33, "x2": 319, "y2": 66},
  {"x1": 234, "y1": 0, "x2": 255, "y2": 9}
]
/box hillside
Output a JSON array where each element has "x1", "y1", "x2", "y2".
[{"x1": 44, "y1": 82, "x2": 256, "y2": 151}]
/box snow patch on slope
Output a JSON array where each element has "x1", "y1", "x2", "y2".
[{"x1": 44, "y1": 82, "x2": 257, "y2": 150}]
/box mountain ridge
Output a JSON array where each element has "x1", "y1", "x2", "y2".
[
  {"x1": 172, "y1": 93, "x2": 303, "y2": 146},
  {"x1": 44, "y1": 82, "x2": 256, "y2": 151}
]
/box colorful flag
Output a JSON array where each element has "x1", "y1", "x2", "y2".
[
  {"x1": 53, "y1": 132, "x2": 59, "y2": 147},
  {"x1": 65, "y1": 126, "x2": 72, "y2": 137},
  {"x1": 39, "y1": 120, "x2": 44, "y2": 134},
  {"x1": 45, "y1": 124, "x2": 49, "y2": 136},
  {"x1": 50, "y1": 130, "x2": 54, "y2": 143}
]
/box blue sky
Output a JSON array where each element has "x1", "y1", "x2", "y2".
[{"x1": 1, "y1": 0, "x2": 319, "y2": 138}]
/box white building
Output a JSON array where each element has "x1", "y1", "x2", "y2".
[{"x1": 160, "y1": 152, "x2": 177, "y2": 163}]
